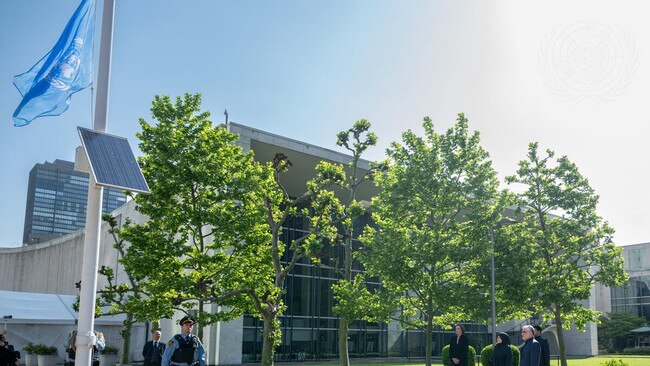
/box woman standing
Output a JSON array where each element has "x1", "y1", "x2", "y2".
[
  {"x1": 449, "y1": 324, "x2": 469, "y2": 366},
  {"x1": 492, "y1": 332, "x2": 513, "y2": 366}
]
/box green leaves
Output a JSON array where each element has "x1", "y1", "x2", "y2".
[
  {"x1": 508, "y1": 142, "x2": 628, "y2": 366},
  {"x1": 99, "y1": 93, "x2": 276, "y2": 327},
  {"x1": 360, "y1": 114, "x2": 501, "y2": 357},
  {"x1": 598, "y1": 312, "x2": 646, "y2": 351}
]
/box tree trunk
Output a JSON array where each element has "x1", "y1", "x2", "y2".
[
  {"x1": 425, "y1": 315, "x2": 433, "y2": 366},
  {"x1": 120, "y1": 314, "x2": 133, "y2": 364},
  {"x1": 261, "y1": 313, "x2": 275, "y2": 366},
  {"x1": 339, "y1": 230, "x2": 353, "y2": 366},
  {"x1": 197, "y1": 300, "x2": 204, "y2": 341},
  {"x1": 338, "y1": 318, "x2": 350, "y2": 366},
  {"x1": 554, "y1": 306, "x2": 567, "y2": 366}
]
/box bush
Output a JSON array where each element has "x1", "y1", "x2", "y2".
[
  {"x1": 621, "y1": 347, "x2": 650, "y2": 355},
  {"x1": 480, "y1": 344, "x2": 520, "y2": 366},
  {"x1": 23, "y1": 343, "x2": 36, "y2": 354},
  {"x1": 101, "y1": 346, "x2": 119, "y2": 355},
  {"x1": 602, "y1": 359, "x2": 629, "y2": 366},
  {"x1": 442, "y1": 344, "x2": 476, "y2": 366},
  {"x1": 33, "y1": 344, "x2": 58, "y2": 355}
]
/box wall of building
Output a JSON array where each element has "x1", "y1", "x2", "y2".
[{"x1": 599, "y1": 243, "x2": 650, "y2": 323}]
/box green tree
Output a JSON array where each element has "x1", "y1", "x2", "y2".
[
  {"x1": 104, "y1": 93, "x2": 276, "y2": 340},
  {"x1": 253, "y1": 153, "x2": 344, "y2": 366},
  {"x1": 329, "y1": 120, "x2": 379, "y2": 366},
  {"x1": 598, "y1": 312, "x2": 646, "y2": 352},
  {"x1": 360, "y1": 114, "x2": 502, "y2": 366},
  {"x1": 506, "y1": 143, "x2": 628, "y2": 366}
]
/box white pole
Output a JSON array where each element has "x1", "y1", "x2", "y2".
[
  {"x1": 93, "y1": 0, "x2": 115, "y2": 133},
  {"x1": 490, "y1": 227, "x2": 497, "y2": 346},
  {"x1": 75, "y1": 1, "x2": 115, "y2": 366}
]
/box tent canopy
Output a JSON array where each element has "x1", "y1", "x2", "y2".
[
  {"x1": 630, "y1": 326, "x2": 650, "y2": 333},
  {"x1": 0, "y1": 290, "x2": 124, "y2": 325}
]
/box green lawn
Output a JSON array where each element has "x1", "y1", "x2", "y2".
[
  {"x1": 272, "y1": 355, "x2": 650, "y2": 366},
  {"x1": 562, "y1": 355, "x2": 650, "y2": 366}
]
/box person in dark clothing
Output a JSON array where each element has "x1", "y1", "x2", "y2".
[
  {"x1": 0, "y1": 334, "x2": 19, "y2": 366},
  {"x1": 533, "y1": 325, "x2": 551, "y2": 366},
  {"x1": 520, "y1": 325, "x2": 541, "y2": 366},
  {"x1": 492, "y1": 332, "x2": 513, "y2": 366},
  {"x1": 143, "y1": 330, "x2": 165, "y2": 366},
  {"x1": 449, "y1": 324, "x2": 469, "y2": 366}
]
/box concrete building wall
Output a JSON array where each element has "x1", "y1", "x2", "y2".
[{"x1": 0, "y1": 198, "x2": 144, "y2": 295}]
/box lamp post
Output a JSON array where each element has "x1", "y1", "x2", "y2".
[
  {"x1": 490, "y1": 218, "x2": 517, "y2": 346},
  {"x1": 490, "y1": 226, "x2": 497, "y2": 346}
]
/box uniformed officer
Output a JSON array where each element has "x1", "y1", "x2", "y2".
[{"x1": 161, "y1": 316, "x2": 205, "y2": 366}]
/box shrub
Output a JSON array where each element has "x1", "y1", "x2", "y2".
[
  {"x1": 602, "y1": 359, "x2": 629, "y2": 366},
  {"x1": 621, "y1": 347, "x2": 650, "y2": 355},
  {"x1": 101, "y1": 346, "x2": 119, "y2": 355},
  {"x1": 480, "y1": 344, "x2": 520, "y2": 366},
  {"x1": 33, "y1": 344, "x2": 58, "y2": 355},
  {"x1": 442, "y1": 344, "x2": 477, "y2": 366},
  {"x1": 23, "y1": 343, "x2": 36, "y2": 354}
]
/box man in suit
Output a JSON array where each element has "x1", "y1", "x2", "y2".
[
  {"x1": 520, "y1": 325, "x2": 541, "y2": 366},
  {"x1": 143, "y1": 330, "x2": 165, "y2": 366},
  {"x1": 533, "y1": 325, "x2": 551, "y2": 366}
]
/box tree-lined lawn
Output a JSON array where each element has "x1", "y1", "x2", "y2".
[{"x1": 270, "y1": 355, "x2": 650, "y2": 366}]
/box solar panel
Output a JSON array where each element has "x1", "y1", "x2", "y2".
[{"x1": 78, "y1": 127, "x2": 150, "y2": 194}]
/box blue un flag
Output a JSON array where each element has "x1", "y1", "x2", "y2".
[{"x1": 12, "y1": 0, "x2": 95, "y2": 127}]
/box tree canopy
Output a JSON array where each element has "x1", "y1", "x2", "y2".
[
  {"x1": 101, "y1": 94, "x2": 276, "y2": 337},
  {"x1": 507, "y1": 142, "x2": 628, "y2": 366},
  {"x1": 360, "y1": 114, "x2": 502, "y2": 366}
]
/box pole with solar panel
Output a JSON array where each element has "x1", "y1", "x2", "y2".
[{"x1": 73, "y1": 1, "x2": 149, "y2": 366}]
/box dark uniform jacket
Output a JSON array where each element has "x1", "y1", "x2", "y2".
[
  {"x1": 142, "y1": 340, "x2": 166, "y2": 366},
  {"x1": 161, "y1": 334, "x2": 205, "y2": 366},
  {"x1": 534, "y1": 336, "x2": 551, "y2": 366},
  {"x1": 0, "y1": 341, "x2": 19, "y2": 366},
  {"x1": 520, "y1": 338, "x2": 541, "y2": 366}
]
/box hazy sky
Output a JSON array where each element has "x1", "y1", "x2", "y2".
[{"x1": 0, "y1": 1, "x2": 648, "y2": 247}]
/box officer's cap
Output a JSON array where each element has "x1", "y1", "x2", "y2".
[{"x1": 179, "y1": 316, "x2": 195, "y2": 325}]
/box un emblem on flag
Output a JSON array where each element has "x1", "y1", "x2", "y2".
[
  {"x1": 538, "y1": 21, "x2": 637, "y2": 104},
  {"x1": 47, "y1": 37, "x2": 85, "y2": 91}
]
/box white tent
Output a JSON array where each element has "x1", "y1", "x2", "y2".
[{"x1": 0, "y1": 290, "x2": 146, "y2": 364}]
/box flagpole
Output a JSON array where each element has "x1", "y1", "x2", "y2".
[{"x1": 75, "y1": 1, "x2": 115, "y2": 366}]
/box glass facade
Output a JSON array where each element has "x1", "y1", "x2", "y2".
[
  {"x1": 242, "y1": 212, "x2": 488, "y2": 361},
  {"x1": 611, "y1": 275, "x2": 650, "y2": 321},
  {"x1": 23, "y1": 159, "x2": 127, "y2": 245},
  {"x1": 611, "y1": 247, "x2": 650, "y2": 321}
]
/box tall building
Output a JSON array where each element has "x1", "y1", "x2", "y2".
[
  {"x1": 2, "y1": 124, "x2": 596, "y2": 364},
  {"x1": 22, "y1": 159, "x2": 127, "y2": 245},
  {"x1": 600, "y1": 242, "x2": 650, "y2": 320}
]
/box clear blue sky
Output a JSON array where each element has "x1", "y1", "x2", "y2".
[{"x1": 1, "y1": 0, "x2": 648, "y2": 247}]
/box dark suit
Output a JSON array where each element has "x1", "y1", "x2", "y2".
[
  {"x1": 520, "y1": 338, "x2": 541, "y2": 366},
  {"x1": 535, "y1": 336, "x2": 550, "y2": 366},
  {"x1": 142, "y1": 340, "x2": 165, "y2": 366},
  {"x1": 449, "y1": 334, "x2": 469, "y2": 366}
]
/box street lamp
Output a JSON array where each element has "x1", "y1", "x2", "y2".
[
  {"x1": 2, "y1": 315, "x2": 12, "y2": 332},
  {"x1": 490, "y1": 218, "x2": 517, "y2": 345}
]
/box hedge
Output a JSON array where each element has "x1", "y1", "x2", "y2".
[
  {"x1": 441, "y1": 344, "x2": 476, "y2": 366},
  {"x1": 479, "y1": 344, "x2": 520, "y2": 366}
]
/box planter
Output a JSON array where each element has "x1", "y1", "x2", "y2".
[
  {"x1": 24, "y1": 354, "x2": 37, "y2": 366},
  {"x1": 36, "y1": 354, "x2": 60, "y2": 366},
  {"x1": 99, "y1": 354, "x2": 119, "y2": 366}
]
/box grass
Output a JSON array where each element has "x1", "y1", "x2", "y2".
[
  {"x1": 562, "y1": 355, "x2": 650, "y2": 366},
  {"x1": 270, "y1": 355, "x2": 650, "y2": 366}
]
